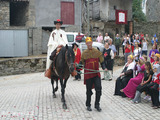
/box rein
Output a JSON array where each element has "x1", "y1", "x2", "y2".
[
  {"x1": 75, "y1": 64, "x2": 105, "y2": 75},
  {"x1": 65, "y1": 50, "x2": 105, "y2": 75},
  {"x1": 65, "y1": 50, "x2": 74, "y2": 68}
]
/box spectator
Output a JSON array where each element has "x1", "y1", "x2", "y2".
[
  {"x1": 140, "y1": 32, "x2": 144, "y2": 41},
  {"x1": 133, "y1": 42, "x2": 142, "y2": 61},
  {"x1": 127, "y1": 34, "x2": 131, "y2": 43},
  {"x1": 114, "y1": 55, "x2": 135, "y2": 97},
  {"x1": 142, "y1": 55, "x2": 148, "y2": 62},
  {"x1": 75, "y1": 32, "x2": 85, "y2": 43},
  {"x1": 147, "y1": 64, "x2": 160, "y2": 109},
  {"x1": 126, "y1": 37, "x2": 131, "y2": 44},
  {"x1": 122, "y1": 34, "x2": 128, "y2": 55},
  {"x1": 142, "y1": 38, "x2": 148, "y2": 55},
  {"x1": 104, "y1": 33, "x2": 110, "y2": 43},
  {"x1": 120, "y1": 57, "x2": 145, "y2": 99},
  {"x1": 152, "y1": 53, "x2": 160, "y2": 65},
  {"x1": 151, "y1": 34, "x2": 158, "y2": 49},
  {"x1": 72, "y1": 43, "x2": 81, "y2": 80},
  {"x1": 133, "y1": 36, "x2": 140, "y2": 47},
  {"x1": 131, "y1": 35, "x2": 135, "y2": 53},
  {"x1": 132, "y1": 62, "x2": 153, "y2": 103},
  {"x1": 109, "y1": 39, "x2": 117, "y2": 57},
  {"x1": 102, "y1": 42, "x2": 114, "y2": 80},
  {"x1": 149, "y1": 45, "x2": 159, "y2": 63},
  {"x1": 145, "y1": 34, "x2": 150, "y2": 41},
  {"x1": 96, "y1": 33, "x2": 103, "y2": 43},
  {"x1": 124, "y1": 41, "x2": 131, "y2": 63},
  {"x1": 115, "y1": 34, "x2": 121, "y2": 55},
  {"x1": 135, "y1": 32, "x2": 139, "y2": 38}
]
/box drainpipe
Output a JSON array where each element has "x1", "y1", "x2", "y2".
[
  {"x1": 80, "y1": 0, "x2": 82, "y2": 33},
  {"x1": 87, "y1": 0, "x2": 90, "y2": 36}
]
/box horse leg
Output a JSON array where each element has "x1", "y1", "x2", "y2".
[
  {"x1": 60, "y1": 78, "x2": 67, "y2": 109},
  {"x1": 55, "y1": 79, "x2": 58, "y2": 92},
  {"x1": 63, "y1": 79, "x2": 68, "y2": 89},
  {"x1": 51, "y1": 77, "x2": 56, "y2": 98}
]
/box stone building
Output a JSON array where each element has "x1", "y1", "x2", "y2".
[
  {"x1": 82, "y1": 0, "x2": 133, "y2": 40},
  {"x1": 146, "y1": 0, "x2": 160, "y2": 22},
  {"x1": 133, "y1": 0, "x2": 160, "y2": 40},
  {"x1": 0, "y1": 0, "x2": 82, "y2": 57}
]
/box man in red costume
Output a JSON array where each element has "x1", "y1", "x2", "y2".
[{"x1": 80, "y1": 37, "x2": 107, "y2": 112}]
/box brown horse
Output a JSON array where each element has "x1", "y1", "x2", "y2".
[{"x1": 50, "y1": 45, "x2": 75, "y2": 109}]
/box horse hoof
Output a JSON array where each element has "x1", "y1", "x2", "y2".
[
  {"x1": 61, "y1": 98, "x2": 64, "y2": 102},
  {"x1": 55, "y1": 87, "x2": 58, "y2": 92},
  {"x1": 63, "y1": 104, "x2": 67, "y2": 109},
  {"x1": 53, "y1": 94, "x2": 56, "y2": 98}
]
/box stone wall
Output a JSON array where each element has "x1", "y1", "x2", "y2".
[
  {"x1": 0, "y1": 1, "x2": 9, "y2": 28},
  {"x1": 114, "y1": 56, "x2": 125, "y2": 66},
  {"x1": 0, "y1": 57, "x2": 46, "y2": 76},
  {"x1": 133, "y1": 21, "x2": 160, "y2": 40},
  {"x1": 146, "y1": 0, "x2": 160, "y2": 22},
  {"x1": 0, "y1": 56, "x2": 124, "y2": 76}
]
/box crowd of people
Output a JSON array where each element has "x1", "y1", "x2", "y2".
[
  {"x1": 46, "y1": 19, "x2": 160, "y2": 111},
  {"x1": 108, "y1": 32, "x2": 160, "y2": 109},
  {"x1": 78, "y1": 32, "x2": 160, "y2": 109},
  {"x1": 73, "y1": 31, "x2": 160, "y2": 109}
]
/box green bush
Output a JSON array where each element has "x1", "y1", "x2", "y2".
[{"x1": 132, "y1": 0, "x2": 147, "y2": 22}]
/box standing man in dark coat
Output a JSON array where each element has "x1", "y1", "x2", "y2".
[
  {"x1": 115, "y1": 34, "x2": 121, "y2": 55},
  {"x1": 80, "y1": 37, "x2": 107, "y2": 112}
]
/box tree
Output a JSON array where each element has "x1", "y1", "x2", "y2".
[{"x1": 132, "y1": 0, "x2": 146, "y2": 22}]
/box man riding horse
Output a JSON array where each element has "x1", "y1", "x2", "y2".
[{"x1": 46, "y1": 19, "x2": 68, "y2": 70}]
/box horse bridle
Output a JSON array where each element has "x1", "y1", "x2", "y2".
[{"x1": 65, "y1": 51, "x2": 74, "y2": 69}]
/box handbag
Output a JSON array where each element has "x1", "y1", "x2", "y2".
[{"x1": 45, "y1": 68, "x2": 51, "y2": 79}]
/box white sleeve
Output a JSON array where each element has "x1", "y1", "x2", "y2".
[
  {"x1": 110, "y1": 50, "x2": 114, "y2": 59},
  {"x1": 62, "y1": 31, "x2": 68, "y2": 45},
  {"x1": 47, "y1": 31, "x2": 56, "y2": 47}
]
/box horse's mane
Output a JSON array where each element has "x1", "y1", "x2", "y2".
[{"x1": 57, "y1": 45, "x2": 75, "y2": 63}]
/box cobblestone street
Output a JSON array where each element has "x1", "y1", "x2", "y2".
[{"x1": 0, "y1": 67, "x2": 160, "y2": 120}]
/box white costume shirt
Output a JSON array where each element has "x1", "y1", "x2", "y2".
[
  {"x1": 133, "y1": 47, "x2": 142, "y2": 60},
  {"x1": 104, "y1": 36, "x2": 110, "y2": 42},
  {"x1": 122, "y1": 62, "x2": 135, "y2": 77},
  {"x1": 46, "y1": 29, "x2": 68, "y2": 69}
]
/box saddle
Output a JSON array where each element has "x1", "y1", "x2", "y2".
[
  {"x1": 45, "y1": 45, "x2": 77, "y2": 78},
  {"x1": 45, "y1": 45, "x2": 63, "y2": 79},
  {"x1": 52, "y1": 45, "x2": 63, "y2": 76}
]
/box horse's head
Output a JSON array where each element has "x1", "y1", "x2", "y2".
[{"x1": 65, "y1": 45, "x2": 75, "y2": 73}]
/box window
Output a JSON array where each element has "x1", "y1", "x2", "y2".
[
  {"x1": 10, "y1": 1, "x2": 29, "y2": 26},
  {"x1": 61, "y1": 2, "x2": 74, "y2": 25},
  {"x1": 67, "y1": 35, "x2": 74, "y2": 42}
]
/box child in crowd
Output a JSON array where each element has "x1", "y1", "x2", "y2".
[
  {"x1": 132, "y1": 62, "x2": 153, "y2": 103},
  {"x1": 142, "y1": 55, "x2": 148, "y2": 62},
  {"x1": 147, "y1": 64, "x2": 160, "y2": 109}
]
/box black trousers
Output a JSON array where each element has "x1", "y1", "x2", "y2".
[
  {"x1": 75, "y1": 70, "x2": 81, "y2": 79},
  {"x1": 136, "y1": 83, "x2": 150, "y2": 94},
  {"x1": 116, "y1": 45, "x2": 120, "y2": 55},
  {"x1": 86, "y1": 76, "x2": 102, "y2": 107},
  {"x1": 150, "y1": 88, "x2": 159, "y2": 107},
  {"x1": 122, "y1": 45, "x2": 125, "y2": 55},
  {"x1": 148, "y1": 83, "x2": 159, "y2": 106},
  {"x1": 114, "y1": 75, "x2": 132, "y2": 97}
]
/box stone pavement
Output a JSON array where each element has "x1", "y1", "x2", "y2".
[{"x1": 0, "y1": 67, "x2": 160, "y2": 120}]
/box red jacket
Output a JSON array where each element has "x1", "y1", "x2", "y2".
[
  {"x1": 74, "y1": 48, "x2": 81, "y2": 70},
  {"x1": 153, "y1": 73, "x2": 160, "y2": 84},
  {"x1": 152, "y1": 73, "x2": 160, "y2": 90}
]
